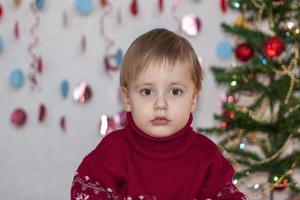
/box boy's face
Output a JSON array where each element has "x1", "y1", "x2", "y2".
[{"x1": 122, "y1": 62, "x2": 198, "y2": 138}]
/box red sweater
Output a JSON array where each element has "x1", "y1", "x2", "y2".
[{"x1": 71, "y1": 112, "x2": 247, "y2": 200}]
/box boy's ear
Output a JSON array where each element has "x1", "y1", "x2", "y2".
[
  {"x1": 191, "y1": 91, "x2": 199, "y2": 112},
  {"x1": 121, "y1": 87, "x2": 131, "y2": 112}
]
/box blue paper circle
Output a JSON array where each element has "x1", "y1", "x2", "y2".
[
  {"x1": 10, "y1": 69, "x2": 25, "y2": 88},
  {"x1": 0, "y1": 37, "x2": 4, "y2": 53},
  {"x1": 115, "y1": 49, "x2": 123, "y2": 66},
  {"x1": 35, "y1": 0, "x2": 45, "y2": 10},
  {"x1": 216, "y1": 41, "x2": 233, "y2": 60},
  {"x1": 60, "y1": 80, "x2": 69, "y2": 98},
  {"x1": 75, "y1": 0, "x2": 93, "y2": 15}
]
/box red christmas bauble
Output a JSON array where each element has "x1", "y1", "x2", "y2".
[
  {"x1": 235, "y1": 43, "x2": 254, "y2": 62},
  {"x1": 220, "y1": 121, "x2": 228, "y2": 128},
  {"x1": 220, "y1": 110, "x2": 235, "y2": 128},
  {"x1": 263, "y1": 36, "x2": 285, "y2": 58},
  {"x1": 222, "y1": 110, "x2": 236, "y2": 120},
  {"x1": 274, "y1": 178, "x2": 288, "y2": 191},
  {"x1": 11, "y1": 108, "x2": 27, "y2": 127}
]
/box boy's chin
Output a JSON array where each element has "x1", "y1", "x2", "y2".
[{"x1": 144, "y1": 127, "x2": 179, "y2": 138}]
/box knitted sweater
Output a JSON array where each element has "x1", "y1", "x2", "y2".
[{"x1": 71, "y1": 112, "x2": 247, "y2": 200}]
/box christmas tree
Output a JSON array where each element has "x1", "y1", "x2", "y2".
[{"x1": 199, "y1": 0, "x2": 300, "y2": 199}]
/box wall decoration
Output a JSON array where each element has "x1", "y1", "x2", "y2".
[
  {"x1": 60, "y1": 80, "x2": 69, "y2": 98},
  {"x1": 0, "y1": 36, "x2": 4, "y2": 53},
  {"x1": 38, "y1": 103, "x2": 46, "y2": 122},
  {"x1": 75, "y1": 0, "x2": 93, "y2": 15},
  {"x1": 11, "y1": 108, "x2": 27, "y2": 127},
  {"x1": 10, "y1": 69, "x2": 25, "y2": 88},
  {"x1": 14, "y1": 21, "x2": 20, "y2": 39},
  {"x1": 28, "y1": 0, "x2": 42, "y2": 88},
  {"x1": 72, "y1": 81, "x2": 93, "y2": 104},
  {"x1": 216, "y1": 41, "x2": 233, "y2": 60},
  {"x1": 35, "y1": 0, "x2": 45, "y2": 10}
]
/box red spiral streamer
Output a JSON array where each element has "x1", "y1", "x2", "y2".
[
  {"x1": 100, "y1": 2, "x2": 120, "y2": 72},
  {"x1": 100, "y1": 3, "x2": 114, "y2": 54},
  {"x1": 28, "y1": 0, "x2": 41, "y2": 88},
  {"x1": 171, "y1": 0, "x2": 181, "y2": 32}
]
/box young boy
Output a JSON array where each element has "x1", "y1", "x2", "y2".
[{"x1": 71, "y1": 28, "x2": 247, "y2": 200}]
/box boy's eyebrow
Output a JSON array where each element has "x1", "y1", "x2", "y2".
[
  {"x1": 134, "y1": 82, "x2": 188, "y2": 89},
  {"x1": 170, "y1": 82, "x2": 188, "y2": 88},
  {"x1": 134, "y1": 82, "x2": 153, "y2": 89}
]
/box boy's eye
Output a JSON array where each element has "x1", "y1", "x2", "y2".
[
  {"x1": 140, "y1": 88, "x2": 152, "y2": 96},
  {"x1": 171, "y1": 88, "x2": 183, "y2": 96}
]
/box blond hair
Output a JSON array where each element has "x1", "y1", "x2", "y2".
[{"x1": 120, "y1": 28, "x2": 203, "y2": 91}]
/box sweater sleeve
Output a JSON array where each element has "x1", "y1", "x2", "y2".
[
  {"x1": 71, "y1": 132, "x2": 126, "y2": 200},
  {"x1": 213, "y1": 181, "x2": 248, "y2": 200},
  {"x1": 199, "y1": 145, "x2": 247, "y2": 200}
]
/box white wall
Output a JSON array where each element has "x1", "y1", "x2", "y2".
[{"x1": 0, "y1": 0, "x2": 290, "y2": 199}]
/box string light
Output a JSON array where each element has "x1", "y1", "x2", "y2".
[
  {"x1": 233, "y1": 179, "x2": 238, "y2": 185},
  {"x1": 239, "y1": 143, "x2": 245, "y2": 150},
  {"x1": 230, "y1": 80, "x2": 237, "y2": 87}
]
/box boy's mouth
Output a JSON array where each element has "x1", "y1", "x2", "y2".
[{"x1": 151, "y1": 117, "x2": 170, "y2": 125}]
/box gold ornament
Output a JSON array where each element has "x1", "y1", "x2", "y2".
[
  {"x1": 235, "y1": 105, "x2": 277, "y2": 123},
  {"x1": 247, "y1": 132, "x2": 258, "y2": 143},
  {"x1": 250, "y1": 134, "x2": 291, "y2": 165},
  {"x1": 234, "y1": 16, "x2": 249, "y2": 28},
  {"x1": 291, "y1": 0, "x2": 300, "y2": 10},
  {"x1": 273, "y1": 58, "x2": 299, "y2": 105},
  {"x1": 14, "y1": 0, "x2": 22, "y2": 7},
  {"x1": 252, "y1": 0, "x2": 266, "y2": 27}
]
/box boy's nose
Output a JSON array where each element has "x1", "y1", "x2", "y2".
[{"x1": 154, "y1": 95, "x2": 168, "y2": 110}]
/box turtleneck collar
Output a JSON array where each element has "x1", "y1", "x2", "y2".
[{"x1": 125, "y1": 112, "x2": 195, "y2": 159}]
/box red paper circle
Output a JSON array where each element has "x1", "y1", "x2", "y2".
[
  {"x1": 39, "y1": 104, "x2": 46, "y2": 122},
  {"x1": 60, "y1": 116, "x2": 66, "y2": 131},
  {"x1": 11, "y1": 108, "x2": 27, "y2": 127},
  {"x1": 0, "y1": 4, "x2": 3, "y2": 19},
  {"x1": 158, "y1": 0, "x2": 163, "y2": 12},
  {"x1": 235, "y1": 43, "x2": 254, "y2": 62},
  {"x1": 263, "y1": 36, "x2": 285, "y2": 59},
  {"x1": 220, "y1": 0, "x2": 227, "y2": 13},
  {"x1": 14, "y1": 21, "x2": 20, "y2": 39},
  {"x1": 130, "y1": 0, "x2": 138, "y2": 16}
]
